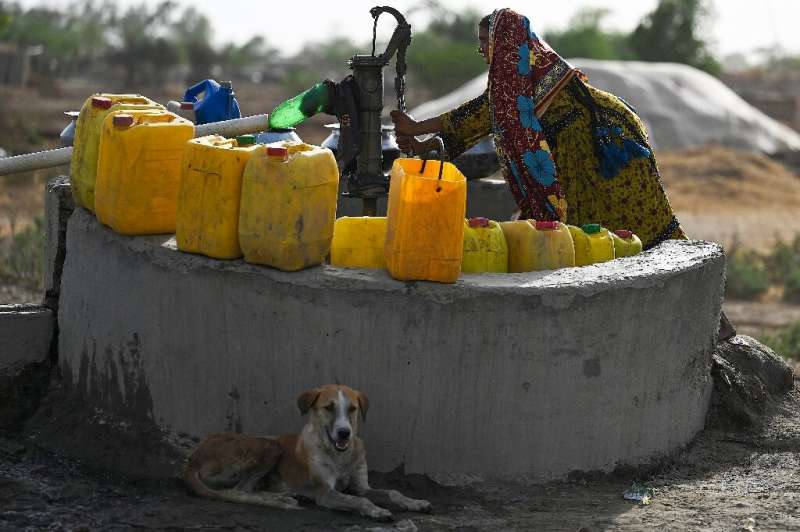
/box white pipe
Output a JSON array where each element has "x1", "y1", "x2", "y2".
[
  {"x1": 0, "y1": 114, "x2": 272, "y2": 177},
  {"x1": 0, "y1": 147, "x2": 73, "y2": 176},
  {"x1": 195, "y1": 113, "x2": 270, "y2": 138}
]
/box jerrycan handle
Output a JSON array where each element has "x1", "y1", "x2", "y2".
[
  {"x1": 183, "y1": 79, "x2": 218, "y2": 104},
  {"x1": 209, "y1": 137, "x2": 237, "y2": 149},
  {"x1": 141, "y1": 112, "x2": 179, "y2": 124},
  {"x1": 418, "y1": 136, "x2": 446, "y2": 181}
]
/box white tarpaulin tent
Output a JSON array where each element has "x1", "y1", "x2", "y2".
[{"x1": 410, "y1": 59, "x2": 800, "y2": 154}]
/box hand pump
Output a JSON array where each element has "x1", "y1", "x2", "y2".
[
  {"x1": 267, "y1": 6, "x2": 412, "y2": 216},
  {"x1": 346, "y1": 6, "x2": 411, "y2": 215}
]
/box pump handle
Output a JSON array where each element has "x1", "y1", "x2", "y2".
[{"x1": 370, "y1": 6, "x2": 412, "y2": 113}]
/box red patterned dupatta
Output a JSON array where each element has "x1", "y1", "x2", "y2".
[{"x1": 488, "y1": 9, "x2": 578, "y2": 221}]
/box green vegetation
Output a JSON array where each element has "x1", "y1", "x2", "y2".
[
  {"x1": 406, "y1": 7, "x2": 485, "y2": 96},
  {"x1": 725, "y1": 250, "x2": 770, "y2": 300},
  {"x1": 0, "y1": 3, "x2": 10, "y2": 33},
  {"x1": 0, "y1": 0, "x2": 278, "y2": 87},
  {"x1": 761, "y1": 321, "x2": 800, "y2": 361},
  {"x1": 725, "y1": 234, "x2": 800, "y2": 303},
  {"x1": 0, "y1": 216, "x2": 44, "y2": 290},
  {"x1": 784, "y1": 271, "x2": 800, "y2": 304},
  {"x1": 0, "y1": 0, "x2": 724, "y2": 98},
  {"x1": 628, "y1": 0, "x2": 720, "y2": 75},
  {"x1": 544, "y1": 9, "x2": 632, "y2": 61},
  {"x1": 545, "y1": 0, "x2": 719, "y2": 75},
  {"x1": 767, "y1": 234, "x2": 800, "y2": 285}
]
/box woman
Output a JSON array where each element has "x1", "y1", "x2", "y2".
[
  {"x1": 392, "y1": 8, "x2": 682, "y2": 246},
  {"x1": 391, "y1": 8, "x2": 735, "y2": 339}
]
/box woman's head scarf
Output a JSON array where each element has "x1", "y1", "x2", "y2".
[{"x1": 487, "y1": 8, "x2": 577, "y2": 221}]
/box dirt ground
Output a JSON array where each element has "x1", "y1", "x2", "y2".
[
  {"x1": 0, "y1": 370, "x2": 798, "y2": 532},
  {"x1": 658, "y1": 145, "x2": 800, "y2": 252},
  {"x1": 2, "y1": 84, "x2": 800, "y2": 530}
]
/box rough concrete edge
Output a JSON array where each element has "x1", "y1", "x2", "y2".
[
  {"x1": 68, "y1": 206, "x2": 726, "y2": 304},
  {"x1": 44, "y1": 175, "x2": 74, "y2": 314},
  {"x1": 0, "y1": 304, "x2": 54, "y2": 373}
]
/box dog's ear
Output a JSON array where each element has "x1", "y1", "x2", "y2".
[
  {"x1": 356, "y1": 391, "x2": 369, "y2": 422},
  {"x1": 297, "y1": 388, "x2": 321, "y2": 416}
]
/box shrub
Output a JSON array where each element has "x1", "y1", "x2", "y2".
[
  {"x1": 0, "y1": 216, "x2": 45, "y2": 289},
  {"x1": 725, "y1": 249, "x2": 769, "y2": 300},
  {"x1": 761, "y1": 321, "x2": 800, "y2": 361},
  {"x1": 783, "y1": 269, "x2": 800, "y2": 304},
  {"x1": 766, "y1": 234, "x2": 800, "y2": 285}
]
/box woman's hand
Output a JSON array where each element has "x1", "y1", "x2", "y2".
[
  {"x1": 390, "y1": 110, "x2": 419, "y2": 137},
  {"x1": 396, "y1": 135, "x2": 426, "y2": 156}
]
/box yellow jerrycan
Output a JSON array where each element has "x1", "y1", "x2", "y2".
[
  {"x1": 385, "y1": 146, "x2": 467, "y2": 283},
  {"x1": 239, "y1": 143, "x2": 339, "y2": 271},
  {"x1": 499, "y1": 220, "x2": 536, "y2": 272},
  {"x1": 568, "y1": 223, "x2": 615, "y2": 266},
  {"x1": 461, "y1": 217, "x2": 508, "y2": 273},
  {"x1": 611, "y1": 229, "x2": 643, "y2": 258},
  {"x1": 176, "y1": 135, "x2": 259, "y2": 259},
  {"x1": 71, "y1": 94, "x2": 163, "y2": 211},
  {"x1": 527, "y1": 220, "x2": 576, "y2": 271},
  {"x1": 94, "y1": 110, "x2": 194, "y2": 235},
  {"x1": 330, "y1": 217, "x2": 388, "y2": 269}
]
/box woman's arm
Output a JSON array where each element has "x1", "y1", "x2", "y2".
[
  {"x1": 390, "y1": 90, "x2": 492, "y2": 159},
  {"x1": 438, "y1": 90, "x2": 492, "y2": 160},
  {"x1": 390, "y1": 111, "x2": 442, "y2": 136}
]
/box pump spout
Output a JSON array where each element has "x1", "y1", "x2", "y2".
[{"x1": 267, "y1": 80, "x2": 336, "y2": 130}]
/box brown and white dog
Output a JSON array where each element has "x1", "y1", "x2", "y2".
[{"x1": 183, "y1": 384, "x2": 431, "y2": 521}]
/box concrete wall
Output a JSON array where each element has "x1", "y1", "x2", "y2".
[
  {"x1": 58, "y1": 206, "x2": 725, "y2": 480},
  {"x1": 0, "y1": 304, "x2": 53, "y2": 373}
]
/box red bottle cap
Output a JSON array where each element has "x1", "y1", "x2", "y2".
[
  {"x1": 614, "y1": 229, "x2": 633, "y2": 239},
  {"x1": 468, "y1": 217, "x2": 491, "y2": 228},
  {"x1": 91, "y1": 96, "x2": 113, "y2": 109},
  {"x1": 112, "y1": 114, "x2": 134, "y2": 128},
  {"x1": 180, "y1": 101, "x2": 194, "y2": 110},
  {"x1": 266, "y1": 146, "x2": 289, "y2": 158},
  {"x1": 535, "y1": 220, "x2": 559, "y2": 230}
]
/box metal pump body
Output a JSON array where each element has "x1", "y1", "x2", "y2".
[{"x1": 334, "y1": 6, "x2": 411, "y2": 215}]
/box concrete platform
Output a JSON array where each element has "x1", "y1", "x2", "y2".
[{"x1": 58, "y1": 207, "x2": 725, "y2": 480}]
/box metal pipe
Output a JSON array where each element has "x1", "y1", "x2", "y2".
[{"x1": 0, "y1": 114, "x2": 272, "y2": 177}]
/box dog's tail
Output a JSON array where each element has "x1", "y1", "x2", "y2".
[{"x1": 183, "y1": 465, "x2": 302, "y2": 510}]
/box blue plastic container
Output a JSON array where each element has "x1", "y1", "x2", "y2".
[{"x1": 184, "y1": 79, "x2": 242, "y2": 125}]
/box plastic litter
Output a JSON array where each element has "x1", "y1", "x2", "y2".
[{"x1": 623, "y1": 483, "x2": 655, "y2": 505}]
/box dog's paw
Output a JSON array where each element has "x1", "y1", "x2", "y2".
[
  {"x1": 366, "y1": 506, "x2": 394, "y2": 522},
  {"x1": 277, "y1": 495, "x2": 303, "y2": 510},
  {"x1": 408, "y1": 498, "x2": 432, "y2": 513}
]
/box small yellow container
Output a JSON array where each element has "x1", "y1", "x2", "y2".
[
  {"x1": 330, "y1": 217, "x2": 388, "y2": 269},
  {"x1": 611, "y1": 229, "x2": 643, "y2": 258},
  {"x1": 500, "y1": 220, "x2": 575, "y2": 272},
  {"x1": 568, "y1": 224, "x2": 615, "y2": 266},
  {"x1": 528, "y1": 220, "x2": 575, "y2": 271},
  {"x1": 239, "y1": 142, "x2": 339, "y2": 271},
  {"x1": 94, "y1": 110, "x2": 194, "y2": 235},
  {"x1": 71, "y1": 94, "x2": 163, "y2": 211},
  {"x1": 176, "y1": 135, "x2": 259, "y2": 259},
  {"x1": 499, "y1": 220, "x2": 535, "y2": 273},
  {"x1": 462, "y1": 217, "x2": 508, "y2": 273},
  {"x1": 385, "y1": 157, "x2": 467, "y2": 283}
]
